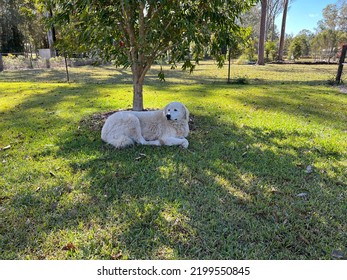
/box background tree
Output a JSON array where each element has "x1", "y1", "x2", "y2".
[
  {"x1": 277, "y1": 0, "x2": 289, "y2": 61},
  {"x1": 19, "y1": 0, "x2": 49, "y2": 54},
  {"x1": 265, "y1": 40, "x2": 277, "y2": 61},
  {"x1": 244, "y1": 37, "x2": 257, "y2": 62},
  {"x1": 257, "y1": 0, "x2": 267, "y2": 65},
  {"x1": 0, "y1": 0, "x2": 24, "y2": 53},
  {"x1": 297, "y1": 29, "x2": 313, "y2": 53},
  {"x1": 0, "y1": 0, "x2": 48, "y2": 53},
  {"x1": 266, "y1": 0, "x2": 283, "y2": 41},
  {"x1": 318, "y1": 3, "x2": 338, "y2": 31},
  {"x1": 40, "y1": 0, "x2": 256, "y2": 111},
  {"x1": 312, "y1": 2, "x2": 347, "y2": 62},
  {"x1": 337, "y1": 0, "x2": 347, "y2": 31},
  {"x1": 288, "y1": 37, "x2": 302, "y2": 61}
]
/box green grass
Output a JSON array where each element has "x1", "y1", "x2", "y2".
[{"x1": 0, "y1": 62, "x2": 346, "y2": 260}]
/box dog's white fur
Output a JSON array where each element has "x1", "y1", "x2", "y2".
[{"x1": 101, "y1": 102, "x2": 189, "y2": 148}]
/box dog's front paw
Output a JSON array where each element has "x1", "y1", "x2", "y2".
[{"x1": 180, "y1": 139, "x2": 189, "y2": 148}]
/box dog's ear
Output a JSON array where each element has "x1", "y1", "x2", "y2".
[
  {"x1": 183, "y1": 104, "x2": 189, "y2": 121},
  {"x1": 163, "y1": 104, "x2": 169, "y2": 117}
]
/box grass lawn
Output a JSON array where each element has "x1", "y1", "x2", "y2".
[{"x1": 0, "y1": 62, "x2": 346, "y2": 260}]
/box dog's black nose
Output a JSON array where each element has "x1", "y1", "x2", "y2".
[{"x1": 166, "y1": 114, "x2": 171, "y2": 120}]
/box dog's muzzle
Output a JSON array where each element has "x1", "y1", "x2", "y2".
[{"x1": 166, "y1": 113, "x2": 171, "y2": 120}]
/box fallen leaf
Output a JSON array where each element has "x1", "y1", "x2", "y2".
[
  {"x1": 111, "y1": 252, "x2": 123, "y2": 260},
  {"x1": 0, "y1": 145, "x2": 11, "y2": 151},
  {"x1": 332, "y1": 250, "x2": 345, "y2": 259},
  {"x1": 135, "y1": 153, "x2": 147, "y2": 161},
  {"x1": 298, "y1": 234, "x2": 310, "y2": 245},
  {"x1": 305, "y1": 165, "x2": 313, "y2": 174},
  {"x1": 0, "y1": 196, "x2": 10, "y2": 202},
  {"x1": 62, "y1": 242, "x2": 76, "y2": 251},
  {"x1": 297, "y1": 192, "x2": 308, "y2": 198},
  {"x1": 271, "y1": 187, "x2": 282, "y2": 194}
]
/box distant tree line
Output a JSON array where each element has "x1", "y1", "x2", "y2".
[
  {"x1": 0, "y1": 0, "x2": 48, "y2": 54},
  {"x1": 1, "y1": 0, "x2": 347, "y2": 63},
  {"x1": 242, "y1": 0, "x2": 347, "y2": 63}
]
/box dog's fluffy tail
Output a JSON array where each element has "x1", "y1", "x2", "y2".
[
  {"x1": 101, "y1": 130, "x2": 135, "y2": 149},
  {"x1": 103, "y1": 135, "x2": 134, "y2": 149}
]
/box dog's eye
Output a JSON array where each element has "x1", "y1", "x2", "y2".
[{"x1": 174, "y1": 109, "x2": 178, "y2": 112}]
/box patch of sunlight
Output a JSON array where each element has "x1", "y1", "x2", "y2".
[
  {"x1": 160, "y1": 203, "x2": 189, "y2": 224},
  {"x1": 157, "y1": 161, "x2": 177, "y2": 180},
  {"x1": 159, "y1": 203, "x2": 196, "y2": 245},
  {"x1": 153, "y1": 245, "x2": 176, "y2": 259},
  {"x1": 214, "y1": 174, "x2": 252, "y2": 202}
]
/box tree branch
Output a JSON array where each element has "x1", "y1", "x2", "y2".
[
  {"x1": 120, "y1": 0, "x2": 138, "y2": 72},
  {"x1": 138, "y1": 1, "x2": 146, "y2": 70}
]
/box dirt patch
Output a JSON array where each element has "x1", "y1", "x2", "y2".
[
  {"x1": 338, "y1": 85, "x2": 347, "y2": 94},
  {"x1": 79, "y1": 108, "x2": 196, "y2": 132}
]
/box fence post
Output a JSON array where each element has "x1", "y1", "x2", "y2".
[
  {"x1": 336, "y1": 44, "x2": 347, "y2": 84},
  {"x1": 64, "y1": 54, "x2": 70, "y2": 82},
  {"x1": 0, "y1": 53, "x2": 3, "y2": 72}
]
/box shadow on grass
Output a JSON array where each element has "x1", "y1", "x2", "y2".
[
  {"x1": 57, "y1": 114, "x2": 347, "y2": 259},
  {"x1": 0, "y1": 81, "x2": 346, "y2": 260},
  {"x1": 2, "y1": 113, "x2": 345, "y2": 259}
]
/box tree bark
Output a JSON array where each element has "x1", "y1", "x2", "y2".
[
  {"x1": 131, "y1": 61, "x2": 152, "y2": 111},
  {"x1": 335, "y1": 44, "x2": 347, "y2": 84},
  {"x1": 133, "y1": 79, "x2": 144, "y2": 111},
  {"x1": 258, "y1": 0, "x2": 267, "y2": 65},
  {"x1": 46, "y1": 8, "x2": 56, "y2": 57},
  {"x1": 278, "y1": 0, "x2": 289, "y2": 61},
  {"x1": 227, "y1": 48, "x2": 231, "y2": 83},
  {"x1": 0, "y1": 54, "x2": 3, "y2": 72}
]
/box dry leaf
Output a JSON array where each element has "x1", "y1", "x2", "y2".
[
  {"x1": 111, "y1": 252, "x2": 123, "y2": 260},
  {"x1": 135, "y1": 153, "x2": 147, "y2": 161},
  {"x1": 62, "y1": 242, "x2": 76, "y2": 251},
  {"x1": 332, "y1": 250, "x2": 345, "y2": 259},
  {"x1": 298, "y1": 234, "x2": 310, "y2": 245},
  {"x1": 271, "y1": 187, "x2": 282, "y2": 194},
  {"x1": 0, "y1": 145, "x2": 11, "y2": 151},
  {"x1": 297, "y1": 192, "x2": 308, "y2": 198},
  {"x1": 305, "y1": 165, "x2": 313, "y2": 174}
]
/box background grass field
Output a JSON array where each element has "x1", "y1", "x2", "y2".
[{"x1": 0, "y1": 62, "x2": 346, "y2": 259}]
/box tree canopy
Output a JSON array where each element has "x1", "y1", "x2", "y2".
[
  {"x1": 38, "y1": 0, "x2": 257, "y2": 110},
  {"x1": 4, "y1": 1, "x2": 347, "y2": 89}
]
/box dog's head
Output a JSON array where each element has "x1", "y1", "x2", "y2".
[{"x1": 163, "y1": 102, "x2": 189, "y2": 122}]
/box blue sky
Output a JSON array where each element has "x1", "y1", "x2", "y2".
[{"x1": 275, "y1": 0, "x2": 337, "y2": 35}]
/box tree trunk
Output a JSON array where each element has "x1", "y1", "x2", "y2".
[
  {"x1": 278, "y1": 0, "x2": 289, "y2": 61},
  {"x1": 335, "y1": 44, "x2": 347, "y2": 84},
  {"x1": 131, "y1": 60, "x2": 151, "y2": 111},
  {"x1": 227, "y1": 48, "x2": 231, "y2": 83},
  {"x1": 0, "y1": 54, "x2": 3, "y2": 72},
  {"x1": 130, "y1": 49, "x2": 152, "y2": 111},
  {"x1": 133, "y1": 78, "x2": 144, "y2": 111},
  {"x1": 46, "y1": 9, "x2": 57, "y2": 57},
  {"x1": 258, "y1": 0, "x2": 267, "y2": 65}
]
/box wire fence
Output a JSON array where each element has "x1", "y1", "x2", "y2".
[{"x1": 0, "y1": 53, "x2": 101, "y2": 71}]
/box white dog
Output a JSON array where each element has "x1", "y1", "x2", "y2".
[{"x1": 101, "y1": 102, "x2": 189, "y2": 148}]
